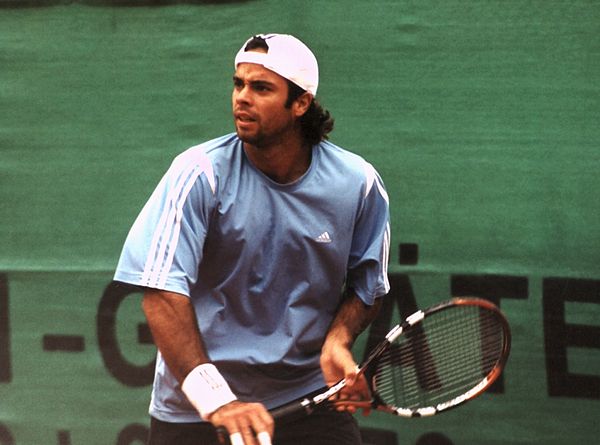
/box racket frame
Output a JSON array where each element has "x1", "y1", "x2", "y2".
[
  {"x1": 366, "y1": 297, "x2": 511, "y2": 417},
  {"x1": 273, "y1": 297, "x2": 510, "y2": 420}
]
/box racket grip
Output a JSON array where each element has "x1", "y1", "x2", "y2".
[
  {"x1": 270, "y1": 398, "x2": 313, "y2": 423},
  {"x1": 212, "y1": 398, "x2": 313, "y2": 442},
  {"x1": 215, "y1": 426, "x2": 230, "y2": 444}
]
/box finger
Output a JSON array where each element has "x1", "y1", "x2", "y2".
[
  {"x1": 339, "y1": 400, "x2": 372, "y2": 416},
  {"x1": 334, "y1": 400, "x2": 372, "y2": 409},
  {"x1": 356, "y1": 376, "x2": 371, "y2": 400},
  {"x1": 229, "y1": 432, "x2": 245, "y2": 445},
  {"x1": 341, "y1": 375, "x2": 370, "y2": 400},
  {"x1": 251, "y1": 406, "x2": 274, "y2": 438},
  {"x1": 241, "y1": 426, "x2": 258, "y2": 445},
  {"x1": 257, "y1": 431, "x2": 272, "y2": 445},
  {"x1": 344, "y1": 364, "x2": 360, "y2": 386},
  {"x1": 336, "y1": 397, "x2": 360, "y2": 414}
]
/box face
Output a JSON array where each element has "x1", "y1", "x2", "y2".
[{"x1": 232, "y1": 62, "x2": 305, "y2": 149}]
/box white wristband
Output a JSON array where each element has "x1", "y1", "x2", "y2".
[{"x1": 181, "y1": 364, "x2": 237, "y2": 420}]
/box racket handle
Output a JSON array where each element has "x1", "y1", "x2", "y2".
[
  {"x1": 270, "y1": 398, "x2": 313, "y2": 423},
  {"x1": 212, "y1": 397, "x2": 314, "y2": 442},
  {"x1": 215, "y1": 426, "x2": 230, "y2": 444}
]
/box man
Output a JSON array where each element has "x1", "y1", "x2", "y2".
[{"x1": 114, "y1": 33, "x2": 390, "y2": 445}]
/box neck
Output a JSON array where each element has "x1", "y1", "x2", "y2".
[{"x1": 243, "y1": 133, "x2": 312, "y2": 184}]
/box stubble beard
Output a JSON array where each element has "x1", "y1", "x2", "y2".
[{"x1": 235, "y1": 122, "x2": 292, "y2": 152}]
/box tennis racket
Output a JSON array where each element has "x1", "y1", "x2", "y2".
[{"x1": 270, "y1": 297, "x2": 511, "y2": 420}]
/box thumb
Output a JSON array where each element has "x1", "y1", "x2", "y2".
[{"x1": 344, "y1": 363, "x2": 360, "y2": 387}]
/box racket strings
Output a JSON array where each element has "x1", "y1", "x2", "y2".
[
  {"x1": 374, "y1": 305, "x2": 506, "y2": 410},
  {"x1": 377, "y1": 310, "x2": 501, "y2": 405},
  {"x1": 393, "y1": 316, "x2": 500, "y2": 400}
]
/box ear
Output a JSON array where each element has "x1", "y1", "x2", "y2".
[{"x1": 292, "y1": 92, "x2": 313, "y2": 118}]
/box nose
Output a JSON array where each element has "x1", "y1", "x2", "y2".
[{"x1": 234, "y1": 84, "x2": 251, "y2": 105}]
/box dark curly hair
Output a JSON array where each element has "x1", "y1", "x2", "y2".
[
  {"x1": 243, "y1": 36, "x2": 335, "y2": 147},
  {"x1": 285, "y1": 81, "x2": 334, "y2": 147}
]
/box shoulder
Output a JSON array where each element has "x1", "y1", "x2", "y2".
[
  {"x1": 173, "y1": 133, "x2": 239, "y2": 167},
  {"x1": 168, "y1": 133, "x2": 240, "y2": 194},
  {"x1": 317, "y1": 140, "x2": 385, "y2": 197}
]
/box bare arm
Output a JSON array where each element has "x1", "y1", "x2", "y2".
[
  {"x1": 142, "y1": 289, "x2": 207, "y2": 382},
  {"x1": 142, "y1": 289, "x2": 273, "y2": 444},
  {"x1": 320, "y1": 290, "x2": 383, "y2": 414}
]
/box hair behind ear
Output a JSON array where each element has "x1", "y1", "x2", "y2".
[{"x1": 285, "y1": 80, "x2": 335, "y2": 146}]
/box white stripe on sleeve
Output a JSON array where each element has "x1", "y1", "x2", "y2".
[{"x1": 141, "y1": 148, "x2": 215, "y2": 289}]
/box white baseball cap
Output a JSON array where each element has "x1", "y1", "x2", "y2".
[{"x1": 234, "y1": 33, "x2": 319, "y2": 96}]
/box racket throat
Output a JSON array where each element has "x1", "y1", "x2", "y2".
[
  {"x1": 313, "y1": 378, "x2": 347, "y2": 406},
  {"x1": 385, "y1": 310, "x2": 424, "y2": 344}
]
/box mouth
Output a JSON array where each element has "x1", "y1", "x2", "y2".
[{"x1": 234, "y1": 111, "x2": 256, "y2": 124}]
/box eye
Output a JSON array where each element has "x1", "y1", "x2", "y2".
[
  {"x1": 250, "y1": 83, "x2": 269, "y2": 92},
  {"x1": 233, "y1": 77, "x2": 244, "y2": 89},
  {"x1": 250, "y1": 81, "x2": 276, "y2": 93}
]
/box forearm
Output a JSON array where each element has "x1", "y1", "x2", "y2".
[
  {"x1": 143, "y1": 289, "x2": 272, "y2": 438},
  {"x1": 322, "y1": 290, "x2": 382, "y2": 353},
  {"x1": 142, "y1": 289, "x2": 208, "y2": 383},
  {"x1": 320, "y1": 290, "x2": 382, "y2": 408}
]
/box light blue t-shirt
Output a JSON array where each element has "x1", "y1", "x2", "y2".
[{"x1": 114, "y1": 134, "x2": 390, "y2": 422}]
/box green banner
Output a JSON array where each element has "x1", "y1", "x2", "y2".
[{"x1": 1, "y1": 1, "x2": 599, "y2": 444}]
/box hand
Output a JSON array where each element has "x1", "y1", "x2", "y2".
[
  {"x1": 320, "y1": 346, "x2": 372, "y2": 416},
  {"x1": 209, "y1": 400, "x2": 274, "y2": 445}
]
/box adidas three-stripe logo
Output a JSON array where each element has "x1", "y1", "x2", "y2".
[{"x1": 315, "y1": 232, "x2": 332, "y2": 243}]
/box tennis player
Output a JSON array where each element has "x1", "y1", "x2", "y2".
[{"x1": 114, "y1": 33, "x2": 390, "y2": 445}]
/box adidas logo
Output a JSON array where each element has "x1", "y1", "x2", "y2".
[{"x1": 315, "y1": 232, "x2": 332, "y2": 243}]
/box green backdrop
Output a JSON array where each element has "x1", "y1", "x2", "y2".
[{"x1": 1, "y1": 1, "x2": 599, "y2": 444}]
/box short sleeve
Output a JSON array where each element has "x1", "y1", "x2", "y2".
[
  {"x1": 114, "y1": 148, "x2": 217, "y2": 296},
  {"x1": 346, "y1": 163, "x2": 391, "y2": 305}
]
